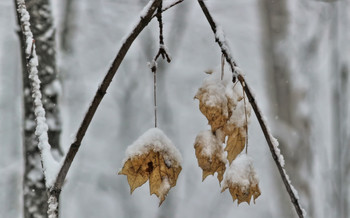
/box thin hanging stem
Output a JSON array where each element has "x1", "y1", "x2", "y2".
[
  {"x1": 153, "y1": 65, "x2": 158, "y2": 128},
  {"x1": 242, "y1": 84, "x2": 249, "y2": 154},
  {"x1": 221, "y1": 53, "x2": 225, "y2": 80},
  {"x1": 149, "y1": 0, "x2": 172, "y2": 129}
]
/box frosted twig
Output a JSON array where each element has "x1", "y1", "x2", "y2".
[
  {"x1": 197, "y1": 1, "x2": 305, "y2": 217},
  {"x1": 155, "y1": 1, "x2": 171, "y2": 63},
  {"x1": 15, "y1": 0, "x2": 60, "y2": 188},
  {"x1": 52, "y1": 0, "x2": 162, "y2": 192}
]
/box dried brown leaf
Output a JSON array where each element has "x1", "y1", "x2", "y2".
[
  {"x1": 195, "y1": 87, "x2": 228, "y2": 132},
  {"x1": 119, "y1": 150, "x2": 181, "y2": 206},
  {"x1": 221, "y1": 154, "x2": 261, "y2": 205},
  {"x1": 194, "y1": 131, "x2": 226, "y2": 183}
]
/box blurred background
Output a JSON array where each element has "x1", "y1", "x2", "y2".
[{"x1": 1, "y1": 0, "x2": 349, "y2": 217}]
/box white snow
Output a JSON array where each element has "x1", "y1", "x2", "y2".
[
  {"x1": 215, "y1": 25, "x2": 226, "y2": 43},
  {"x1": 197, "y1": 69, "x2": 251, "y2": 129},
  {"x1": 140, "y1": 0, "x2": 157, "y2": 19},
  {"x1": 159, "y1": 177, "x2": 171, "y2": 198},
  {"x1": 269, "y1": 132, "x2": 285, "y2": 167},
  {"x1": 17, "y1": 0, "x2": 60, "y2": 188},
  {"x1": 283, "y1": 168, "x2": 307, "y2": 216},
  {"x1": 44, "y1": 79, "x2": 62, "y2": 96},
  {"x1": 37, "y1": 27, "x2": 55, "y2": 41},
  {"x1": 47, "y1": 195, "x2": 58, "y2": 218},
  {"x1": 246, "y1": 82, "x2": 285, "y2": 167},
  {"x1": 123, "y1": 128, "x2": 182, "y2": 167},
  {"x1": 147, "y1": 60, "x2": 157, "y2": 70},
  {"x1": 195, "y1": 71, "x2": 229, "y2": 116},
  {"x1": 222, "y1": 154, "x2": 259, "y2": 189},
  {"x1": 194, "y1": 130, "x2": 226, "y2": 162}
]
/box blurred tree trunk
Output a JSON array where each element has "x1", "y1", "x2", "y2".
[
  {"x1": 16, "y1": 0, "x2": 62, "y2": 217},
  {"x1": 259, "y1": 0, "x2": 314, "y2": 217},
  {"x1": 61, "y1": 0, "x2": 76, "y2": 52},
  {"x1": 331, "y1": 2, "x2": 350, "y2": 218}
]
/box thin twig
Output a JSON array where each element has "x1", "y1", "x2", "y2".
[
  {"x1": 53, "y1": 0, "x2": 162, "y2": 191},
  {"x1": 197, "y1": 1, "x2": 305, "y2": 217}
]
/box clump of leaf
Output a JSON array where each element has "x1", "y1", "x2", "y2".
[
  {"x1": 118, "y1": 128, "x2": 182, "y2": 206},
  {"x1": 195, "y1": 70, "x2": 251, "y2": 161},
  {"x1": 194, "y1": 130, "x2": 226, "y2": 183},
  {"x1": 194, "y1": 70, "x2": 260, "y2": 204},
  {"x1": 221, "y1": 154, "x2": 261, "y2": 205}
]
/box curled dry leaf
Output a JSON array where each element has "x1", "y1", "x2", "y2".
[
  {"x1": 194, "y1": 130, "x2": 226, "y2": 183},
  {"x1": 118, "y1": 128, "x2": 182, "y2": 206},
  {"x1": 221, "y1": 154, "x2": 261, "y2": 205}
]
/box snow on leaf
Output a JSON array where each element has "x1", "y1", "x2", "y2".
[
  {"x1": 194, "y1": 76, "x2": 228, "y2": 131},
  {"x1": 221, "y1": 154, "x2": 261, "y2": 205},
  {"x1": 119, "y1": 128, "x2": 182, "y2": 206},
  {"x1": 194, "y1": 130, "x2": 226, "y2": 183}
]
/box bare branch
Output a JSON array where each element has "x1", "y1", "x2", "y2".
[
  {"x1": 197, "y1": 1, "x2": 305, "y2": 217},
  {"x1": 53, "y1": 0, "x2": 162, "y2": 191}
]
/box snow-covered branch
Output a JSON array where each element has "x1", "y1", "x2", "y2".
[
  {"x1": 197, "y1": 1, "x2": 306, "y2": 217},
  {"x1": 53, "y1": 0, "x2": 162, "y2": 191},
  {"x1": 15, "y1": 0, "x2": 60, "y2": 188}
]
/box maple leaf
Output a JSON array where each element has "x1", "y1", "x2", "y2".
[
  {"x1": 118, "y1": 128, "x2": 182, "y2": 206},
  {"x1": 119, "y1": 150, "x2": 181, "y2": 205},
  {"x1": 221, "y1": 154, "x2": 261, "y2": 205},
  {"x1": 194, "y1": 130, "x2": 226, "y2": 183}
]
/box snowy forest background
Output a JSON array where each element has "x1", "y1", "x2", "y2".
[{"x1": 1, "y1": 0, "x2": 350, "y2": 217}]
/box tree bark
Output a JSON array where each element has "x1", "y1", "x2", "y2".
[{"x1": 16, "y1": 0, "x2": 62, "y2": 217}]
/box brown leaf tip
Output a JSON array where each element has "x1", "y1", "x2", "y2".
[{"x1": 221, "y1": 154, "x2": 261, "y2": 205}]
